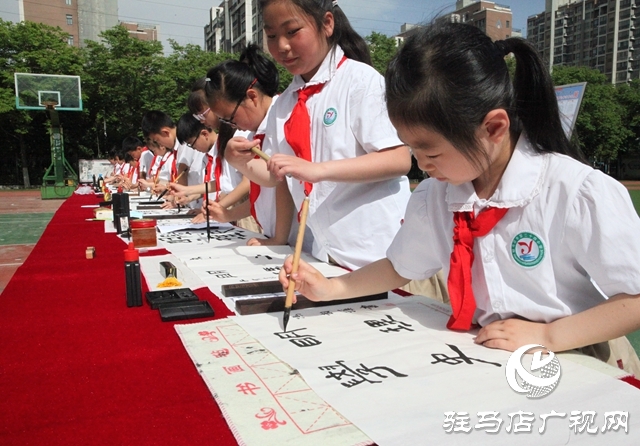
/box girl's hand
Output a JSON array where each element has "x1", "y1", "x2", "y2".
[
  {"x1": 247, "y1": 237, "x2": 280, "y2": 247},
  {"x1": 160, "y1": 200, "x2": 176, "y2": 210},
  {"x1": 474, "y1": 319, "x2": 552, "y2": 352},
  {"x1": 268, "y1": 154, "x2": 323, "y2": 183},
  {"x1": 279, "y1": 256, "x2": 335, "y2": 303},
  {"x1": 204, "y1": 201, "x2": 231, "y2": 223},
  {"x1": 169, "y1": 182, "x2": 187, "y2": 198},
  {"x1": 174, "y1": 193, "x2": 193, "y2": 206},
  {"x1": 152, "y1": 183, "x2": 167, "y2": 195},
  {"x1": 225, "y1": 137, "x2": 263, "y2": 168},
  {"x1": 190, "y1": 211, "x2": 205, "y2": 224}
]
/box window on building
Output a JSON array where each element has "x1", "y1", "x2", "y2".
[
  {"x1": 67, "y1": 35, "x2": 74, "y2": 45},
  {"x1": 506, "y1": 20, "x2": 510, "y2": 28},
  {"x1": 66, "y1": 14, "x2": 73, "y2": 25},
  {"x1": 66, "y1": 0, "x2": 72, "y2": 5}
]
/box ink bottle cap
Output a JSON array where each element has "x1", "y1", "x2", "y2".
[{"x1": 124, "y1": 242, "x2": 139, "y2": 262}]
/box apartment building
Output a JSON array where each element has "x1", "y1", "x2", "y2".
[
  {"x1": 527, "y1": 0, "x2": 639, "y2": 84},
  {"x1": 204, "y1": 0, "x2": 265, "y2": 53},
  {"x1": 19, "y1": 0, "x2": 118, "y2": 47}
]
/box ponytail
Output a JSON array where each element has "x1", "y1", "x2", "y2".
[
  {"x1": 205, "y1": 42, "x2": 278, "y2": 104},
  {"x1": 386, "y1": 22, "x2": 585, "y2": 166},
  {"x1": 330, "y1": 4, "x2": 371, "y2": 65},
  {"x1": 496, "y1": 38, "x2": 586, "y2": 162}
]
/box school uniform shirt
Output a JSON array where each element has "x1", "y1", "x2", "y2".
[
  {"x1": 215, "y1": 130, "x2": 246, "y2": 196},
  {"x1": 387, "y1": 135, "x2": 640, "y2": 327},
  {"x1": 139, "y1": 150, "x2": 155, "y2": 178},
  {"x1": 154, "y1": 150, "x2": 176, "y2": 183},
  {"x1": 263, "y1": 45, "x2": 411, "y2": 270},
  {"x1": 248, "y1": 98, "x2": 279, "y2": 240},
  {"x1": 200, "y1": 132, "x2": 246, "y2": 204}
]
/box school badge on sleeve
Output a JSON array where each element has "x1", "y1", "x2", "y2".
[{"x1": 511, "y1": 232, "x2": 545, "y2": 268}]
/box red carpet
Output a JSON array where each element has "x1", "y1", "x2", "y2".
[
  {"x1": 2, "y1": 193, "x2": 639, "y2": 445},
  {"x1": 0, "y1": 193, "x2": 236, "y2": 445}
]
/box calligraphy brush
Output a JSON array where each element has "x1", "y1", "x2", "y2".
[
  {"x1": 155, "y1": 171, "x2": 185, "y2": 202},
  {"x1": 283, "y1": 196, "x2": 310, "y2": 332},
  {"x1": 148, "y1": 174, "x2": 159, "y2": 202},
  {"x1": 204, "y1": 175, "x2": 211, "y2": 243},
  {"x1": 250, "y1": 146, "x2": 270, "y2": 162}
]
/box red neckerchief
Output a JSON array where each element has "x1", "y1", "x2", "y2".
[
  {"x1": 447, "y1": 207, "x2": 509, "y2": 330},
  {"x1": 203, "y1": 154, "x2": 213, "y2": 202},
  {"x1": 284, "y1": 55, "x2": 347, "y2": 198}
]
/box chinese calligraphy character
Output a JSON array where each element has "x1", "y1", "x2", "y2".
[
  {"x1": 274, "y1": 328, "x2": 321, "y2": 347},
  {"x1": 337, "y1": 308, "x2": 356, "y2": 313},
  {"x1": 206, "y1": 270, "x2": 236, "y2": 279},
  {"x1": 199, "y1": 330, "x2": 219, "y2": 342},
  {"x1": 211, "y1": 348, "x2": 229, "y2": 358},
  {"x1": 431, "y1": 344, "x2": 502, "y2": 367},
  {"x1": 236, "y1": 382, "x2": 261, "y2": 395},
  {"x1": 223, "y1": 365, "x2": 245, "y2": 374},
  {"x1": 319, "y1": 360, "x2": 408, "y2": 388},
  {"x1": 364, "y1": 314, "x2": 414, "y2": 333}
]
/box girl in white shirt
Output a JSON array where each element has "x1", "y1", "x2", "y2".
[
  {"x1": 225, "y1": 0, "x2": 412, "y2": 270},
  {"x1": 281, "y1": 22, "x2": 640, "y2": 374}
]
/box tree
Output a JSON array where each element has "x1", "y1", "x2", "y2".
[
  {"x1": 82, "y1": 25, "x2": 166, "y2": 153},
  {"x1": 616, "y1": 79, "x2": 640, "y2": 154},
  {"x1": 0, "y1": 19, "x2": 85, "y2": 186},
  {"x1": 366, "y1": 32, "x2": 399, "y2": 75},
  {"x1": 551, "y1": 66, "x2": 632, "y2": 163}
]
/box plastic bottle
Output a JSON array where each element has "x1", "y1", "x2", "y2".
[{"x1": 124, "y1": 242, "x2": 142, "y2": 307}]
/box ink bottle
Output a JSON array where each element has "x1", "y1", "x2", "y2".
[
  {"x1": 130, "y1": 218, "x2": 157, "y2": 248},
  {"x1": 124, "y1": 242, "x2": 142, "y2": 307}
]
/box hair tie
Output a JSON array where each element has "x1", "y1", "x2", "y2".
[
  {"x1": 494, "y1": 40, "x2": 509, "y2": 56},
  {"x1": 332, "y1": 0, "x2": 338, "y2": 6},
  {"x1": 204, "y1": 77, "x2": 211, "y2": 82}
]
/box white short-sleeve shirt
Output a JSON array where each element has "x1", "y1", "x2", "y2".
[
  {"x1": 248, "y1": 99, "x2": 279, "y2": 239},
  {"x1": 387, "y1": 136, "x2": 640, "y2": 326},
  {"x1": 139, "y1": 150, "x2": 154, "y2": 177},
  {"x1": 263, "y1": 46, "x2": 411, "y2": 269}
]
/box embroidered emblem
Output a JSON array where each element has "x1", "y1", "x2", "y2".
[
  {"x1": 323, "y1": 107, "x2": 338, "y2": 126},
  {"x1": 511, "y1": 232, "x2": 545, "y2": 268}
]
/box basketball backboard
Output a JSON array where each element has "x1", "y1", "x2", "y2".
[{"x1": 14, "y1": 73, "x2": 82, "y2": 111}]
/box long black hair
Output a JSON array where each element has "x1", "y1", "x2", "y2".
[
  {"x1": 205, "y1": 42, "x2": 279, "y2": 105},
  {"x1": 385, "y1": 22, "x2": 586, "y2": 166},
  {"x1": 205, "y1": 43, "x2": 279, "y2": 159},
  {"x1": 260, "y1": 0, "x2": 371, "y2": 65}
]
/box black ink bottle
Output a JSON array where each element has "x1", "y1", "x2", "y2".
[{"x1": 124, "y1": 242, "x2": 142, "y2": 307}]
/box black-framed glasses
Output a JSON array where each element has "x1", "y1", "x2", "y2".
[
  {"x1": 218, "y1": 78, "x2": 257, "y2": 128},
  {"x1": 185, "y1": 132, "x2": 200, "y2": 149}
]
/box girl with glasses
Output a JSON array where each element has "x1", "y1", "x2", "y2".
[{"x1": 202, "y1": 43, "x2": 297, "y2": 246}]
